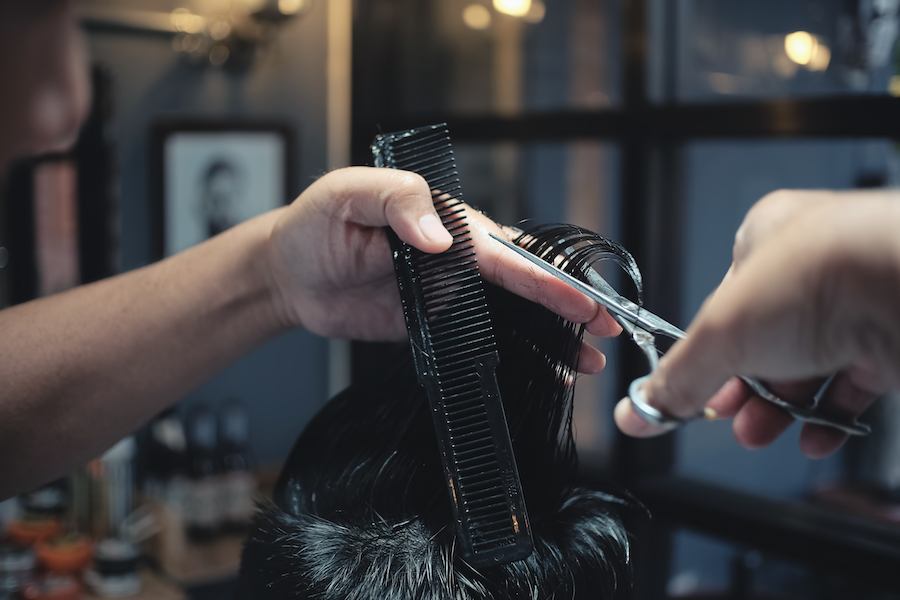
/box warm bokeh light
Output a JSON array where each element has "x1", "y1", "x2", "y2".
[
  {"x1": 784, "y1": 31, "x2": 831, "y2": 72},
  {"x1": 278, "y1": 0, "x2": 307, "y2": 15},
  {"x1": 523, "y1": 0, "x2": 545, "y2": 23},
  {"x1": 171, "y1": 7, "x2": 205, "y2": 34},
  {"x1": 209, "y1": 19, "x2": 232, "y2": 41},
  {"x1": 462, "y1": 4, "x2": 492, "y2": 30},
  {"x1": 808, "y1": 43, "x2": 831, "y2": 71},
  {"x1": 784, "y1": 31, "x2": 816, "y2": 66},
  {"x1": 891, "y1": 75, "x2": 900, "y2": 97},
  {"x1": 493, "y1": 0, "x2": 532, "y2": 18}
]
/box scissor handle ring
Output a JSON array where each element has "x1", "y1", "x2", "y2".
[{"x1": 628, "y1": 375, "x2": 689, "y2": 430}]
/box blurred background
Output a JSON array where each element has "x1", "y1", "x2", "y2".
[{"x1": 1, "y1": 0, "x2": 899, "y2": 598}]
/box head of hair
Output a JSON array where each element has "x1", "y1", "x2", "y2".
[{"x1": 237, "y1": 223, "x2": 639, "y2": 600}]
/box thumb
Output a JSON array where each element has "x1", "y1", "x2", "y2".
[
  {"x1": 614, "y1": 309, "x2": 738, "y2": 436},
  {"x1": 318, "y1": 166, "x2": 453, "y2": 253},
  {"x1": 615, "y1": 228, "x2": 850, "y2": 437}
]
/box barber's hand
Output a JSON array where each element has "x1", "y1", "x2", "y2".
[
  {"x1": 615, "y1": 189, "x2": 900, "y2": 457},
  {"x1": 265, "y1": 167, "x2": 620, "y2": 373}
]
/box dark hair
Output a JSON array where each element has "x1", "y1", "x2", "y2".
[{"x1": 237, "y1": 224, "x2": 637, "y2": 599}]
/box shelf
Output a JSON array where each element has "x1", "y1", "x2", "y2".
[{"x1": 632, "y1": 475, "x2": 900, "y2": 587}]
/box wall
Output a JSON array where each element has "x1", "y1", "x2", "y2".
[{"x1": 86, "y1": 3, "x2": 331, "y2": 465}]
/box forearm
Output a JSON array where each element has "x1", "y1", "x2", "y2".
[{"x1": 0, "y1": 209, "x2": 288, "y2": 498}]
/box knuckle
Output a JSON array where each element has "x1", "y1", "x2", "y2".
[
  {"x1": 735, "y1": 189, "x2": 807, "y2": 263},
  {"x1": 382, "y1": 172, "x2": 432, "y2": 221},
  {"x1": 392, "y1": 171, "x2": 430, "y2": 202},
  {"x1": 755, "y1": 189, "x2": 793, "y2": 215},
  {"x1": 732, "y1": 222, "x2": 751, "y2": 264},
  {"x1": 489, "y1": 258, "x2": 506, "y2": 288}
]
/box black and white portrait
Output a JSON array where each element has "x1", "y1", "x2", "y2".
[{"x1": 157, "y1": 125, "x2": 292, "y2": 256}]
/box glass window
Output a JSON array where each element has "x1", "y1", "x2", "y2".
[
  {"x1": 676, "y1": 137, "x2": 898, "y2": 498},
  {"x1": 354, "y1": 0, "x2": 621, "y2": 118},
  {"x1": 667, "y1": 529, "x2": 896, "y2": 597},
  {"x1": 651, "y1": 0, "x2": 900, "y2": 102}
]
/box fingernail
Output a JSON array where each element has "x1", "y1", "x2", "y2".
[
  {"x1": 419, "y1": 214, "x2": 452, "y2": 245},
  {"x1": 704, "y1": 406, "x2": 719, "y2": 420}
]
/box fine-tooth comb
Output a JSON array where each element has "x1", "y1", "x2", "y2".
[{"x1": 371, "y1": 123, "x2": 534, "y2": 567}]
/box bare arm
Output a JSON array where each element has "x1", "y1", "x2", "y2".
[
  {"x1": 0, "y1": 210, "x2": 284, "y2": 497},
  {"x1": 1, "y1": 167, "x2": 620, "y2": 499}
]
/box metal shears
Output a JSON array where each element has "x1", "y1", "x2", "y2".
[{"x1": 489, "y1": 233, "x2": 870, "y2": 436}]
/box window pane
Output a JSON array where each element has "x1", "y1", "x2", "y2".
[
  {"x1": 654, "y1": 0, "x2": 899, "y2": 102},
  {"x1": 677, "y1": 138, "x2": 899, "y2": 498},
  {"x1": 354, "y1": 0, "x2": 620, "y2": 118},
  {"x1": 455, "y1": 141, "x2": 622, "y2": 466},
  {"x1": 667, "y1": 529, "x2": 896, "y2": 597}
]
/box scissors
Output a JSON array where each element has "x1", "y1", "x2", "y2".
[{"x1": 489, "y1": 233, "x2": 871, "y2": 436}]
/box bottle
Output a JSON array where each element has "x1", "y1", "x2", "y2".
[
  {"x1": 98, "y1": 437, "x2": 136, "y2": 539},
  {"x1": 0, "y1": 542, "x2": 35, "y2": 599},
  {"x1": 217, "y1": 399, "x2": 256, "y2": 533},
  {"x1": 184, "y1": 403, "x2": 221, "y2": 541},
  {"x1": 143, "y1": 409, "x2": 188, "y2": 516}
]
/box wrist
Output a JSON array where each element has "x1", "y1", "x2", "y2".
[
  {"x1": 200, "y1": 207, "x2": 295, "y2": 338},
  {"x1": 258, "y1": 207, "x2": 306, "y2": 330},
  {"x1": 820, "y1": 196, "x2": 900, "y2": 374}
]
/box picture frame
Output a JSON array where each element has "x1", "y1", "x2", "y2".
[{"x1": 151, "y1": 121, "x2": 295, "y2": 257}]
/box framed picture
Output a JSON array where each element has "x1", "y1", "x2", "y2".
[{"x1": 152, "y1": 121, "x2": 294, "y2": 257}]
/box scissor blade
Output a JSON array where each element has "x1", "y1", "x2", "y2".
[
  {"x1": 489, "y1": 232, "x2": 683, "y2": 338},
  {"x1": 580, "y1": 269, "x2": 687, "y2": 341}
]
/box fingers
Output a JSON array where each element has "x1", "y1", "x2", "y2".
[
  {"x1": 577, "y1": 343, "x2": 606, "y2": 374},
  {"x1": 586, "y1": 307, "x2": 623, "y2": 337},
  {"x1": 798, "y1": 371, "x2": 880, "y2": 458},
  {"x1": 613, "y1": 397, "x2": 665, "y2": 437},
  {"x1": 624, "y1": 214, "x2": 864, "y2": 438},
  {"x1": 730, "y1": 379, "x2": 818, "y2": 448},
  {"x1": 319, "y1": 167, "x2": 453, "y2": 253},
  {"x1": 468, "y1": 212, "x2": 605, "y2": 326},
  {"x1": 317, "y1": 167, "x2": 627, "y2": 343},
  {"x1": 706, "y1": 377, "x2": 751, "y2": 419},
  {"x1": 732, "y1": 397, "x2": 795, "y2": 448}
]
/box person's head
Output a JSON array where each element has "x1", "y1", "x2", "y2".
[
  {"x1": 238, "y1": 224, "x2": 639, "y2": 599},
  {"x1": 0, "y1": 1, "x2": 90, "y2": 170}
]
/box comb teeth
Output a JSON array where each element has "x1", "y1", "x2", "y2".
[{"x1": 373, "y1": 123, "x2": 533, "y2": 566}]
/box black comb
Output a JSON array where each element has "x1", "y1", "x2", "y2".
[{"x1": 372, "y1": 123, "x2": 533, "y2": 567}]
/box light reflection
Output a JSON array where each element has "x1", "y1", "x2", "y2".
[
  {"x1": 171, "y1": 7, "x2": 205, "y2": 34},
  {"x1": 808, "y1": 43, "x2": 831, "y2": 72},
  {"x1": 493, "y1": 0, "x2": 532, "y2": 18},
  {"x1": 209, "y1": 19, "x2": 232, "y2": 41},
  {"x1": 784, "y1": 31, "x2": 831, "y2": 72},
  {"x1": 890, "y1": 75, "x2": 900, "y2": 97},
  {"x1": 784, "y1": 31, "x2": 816, "y2": 66},
  {"x1": 462, "y1": 4, "x2": 492, "y2": 30},
  {"x1": 278, "y1": 0, "x2": 306, "y2": 15},
  {"x1": 523, "y1": 0, "x2": 545, "y2": 23}
]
